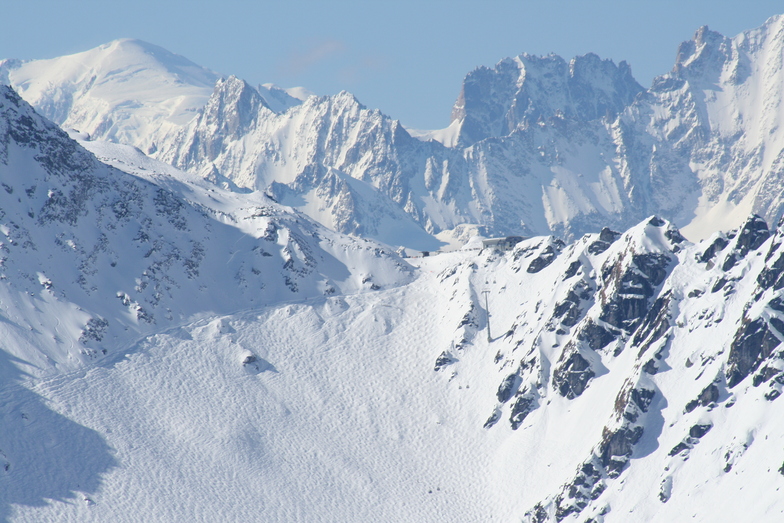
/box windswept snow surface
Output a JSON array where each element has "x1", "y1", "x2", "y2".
[{"x1": 7, "y1": 209, "x2": 784, "y2": 521}]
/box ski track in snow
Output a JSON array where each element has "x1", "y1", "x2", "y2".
[
  {"x1": 6, "y1": 220, "x2": 784, "y2": 522},
  {"x1": 10, "y1": 262, "x2": 505, "y2": 522}
]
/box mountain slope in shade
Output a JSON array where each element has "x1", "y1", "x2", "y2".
[
  {"x1": 0, "y1": 84, "x2": 411, "y2": 378},
  {"x1": 449, "y1": 52, "x2": 644, "y2": 147}
]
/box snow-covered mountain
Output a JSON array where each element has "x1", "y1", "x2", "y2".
[
  {"x1": 159, "y1": 76, "x2": 450, "y2": 249},
  {"x1": 160, "y1": 14, "x2": 784, "y2": 243},
  {"x1": 6, "y1": 16, "x2": 784, "y2": 246},
  {"x1": 0, "y1": 84, "x2": 411, "y2": 379},
  {"x1": 5, "y1": 106, "x2": 784, "y2": 520},
  {"x1": 643, "y1": 16, "x2": 784, "y2": 239},
  {"x1": 0, "y1": 39, "x2": 219, "y2": 156},
  {"x1": 3, "y1": 15, "x2": 784, "y2": 522}
]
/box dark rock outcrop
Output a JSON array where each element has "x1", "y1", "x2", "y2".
[
  {"x1": 722, "y1": 216, "x2": 770, "y2": 271},
  {"x1": 497, "y1": 373, "x2": 522, "y2": 403},
  {"x1": 434, "y1": 351, "x2": 457, "y2": 371},
  {"x1": 528, "y1": 241, "x2": 564, "y2": 273},
  {"x1": 632, "y1": 291, "x2": 672, "y2": 356},
  {"x1": 699, "y1": 235, "x2": 728, "y2": 263},
  {"x1": 726, "y1": 318, "x2": 782, "y2": 387},
  {"x1": 757, "y1": 251, "x2": 784, "y2": 290},
  {"x1": 684, "y1": 382, "x2": 720, "y2": 413},
  {"x1": 509, "y1": 394, "x2": 536, "y2": 430},
  {"x1": 587, "y1": 227, "x2": 621, "y2": 255},
  {"x1": 577, "y1": 320, "x2": 617, "y2": 352},
  {"x1": 553, "y1": 347, "x2": 595, "y2": 399},
  {"x1": 599, "y1": 253, "x2": 671, "y2": 333}
]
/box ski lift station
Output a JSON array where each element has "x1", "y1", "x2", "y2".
[{"x1": 481, "y1": 236, "x2": 527, "y2": 251}]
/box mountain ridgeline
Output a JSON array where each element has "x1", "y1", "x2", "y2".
[{"x1": 5, "y1": 17, "x2": 784, "y2": 247}]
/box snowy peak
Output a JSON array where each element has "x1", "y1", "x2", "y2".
[
  {"x1": 200, "y1": 76, "x2": 268, "y2": 142},
  {"x1": 450, "y1": 52, "x2": 643, "y2": 146},
  {"x1": 669, "y1": 15, "x2": 784, "y2": 95},
  {"x1": 0, "y1": 38, "x2": 219, "y2": 152},
  {"x1": 643, "y1": 14, "x2": 784, "y2": 237},
  {"x1": 159, "y1": 82, "x2": 446, "y2": 249},
  {"x1": 6, "y1": 18, "x2": 784, "y2": 247},
  {"x1": 257, "y1": 83, "x2": 310, "y2": 113},
  {"x1": 98, "y1": 38, "x2": 218, "y2": 88},
  {"x1": 673, "y1": 26, "x2": 736, "y2": 85}
]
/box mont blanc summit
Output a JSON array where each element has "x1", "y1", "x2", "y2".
[{"x1": 1, "y1": 14, "x2": 784, "y2": 523}]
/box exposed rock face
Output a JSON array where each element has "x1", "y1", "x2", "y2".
[
  {"x1": 587, "y1": 227, "x2": 621, "y2": 255},
  {"x1": 497, "y1": 373, "x2": 522, "y2": 403},
  {"x1": 721, "y1": 216, "x2": 770, "y2": 271},
  {"x1": 527, "y1": 239, "x2": 565, "y2": 273},
  {"x1": 726, "y1": 318, "x2": 782, "y2": 387},
  {"x1": 598, "y1": 252, "x2": 670, "y2": 332},
  {"x1": 527, "y1": 371, "x2": 659, "y2": 521},
  {"x1": 509, "y1": 394, "x2": 537, "y2": 430},
  {"x1": 685, "y1": 382, "x2": 720, "y2": 413},
  {"x1": 176, "y1": 76, "x2": 268, "y2": 166},
  {"x1": 577, "y1": 320, "x2": 617, "y2": 352},
  {"x1": 553, "y1": 346, "x2": 595, "y2": 399},
  {"x1": 9, "y1": 18, "x2": 784, "y2": 246},
  {"x1": 450, "y1": 53, "x2": 643, "y2": 147},
  {"x1": 6, "y1": 20, "x2": 784, "y2": 520}
]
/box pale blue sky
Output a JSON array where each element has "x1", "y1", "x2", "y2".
[{"x1": 3, "y1": 1, "x2": 783, "y2": 129}]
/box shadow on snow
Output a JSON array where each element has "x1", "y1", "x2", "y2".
[{"x1": 0, "y1": 348, "x2": 116, "y2": 521}]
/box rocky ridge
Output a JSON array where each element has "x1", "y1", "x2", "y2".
[
  {"x1": 428, "y1": 213, "x2": 784, "y2": 521},
  {"x1": 0, "y1": 84, "x2": 411, "y2": 376}
]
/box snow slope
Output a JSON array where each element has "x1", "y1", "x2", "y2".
[
  {"x1": 6, "y1": 209, "x2": 784, "y2": 522},
  {"x1": 0, "y1": 84, "x2": 411, "y2": 379}
]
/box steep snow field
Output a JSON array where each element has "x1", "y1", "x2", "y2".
[{"x1": 7, "y1": 227, "x2": 784, "y2": 522}]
